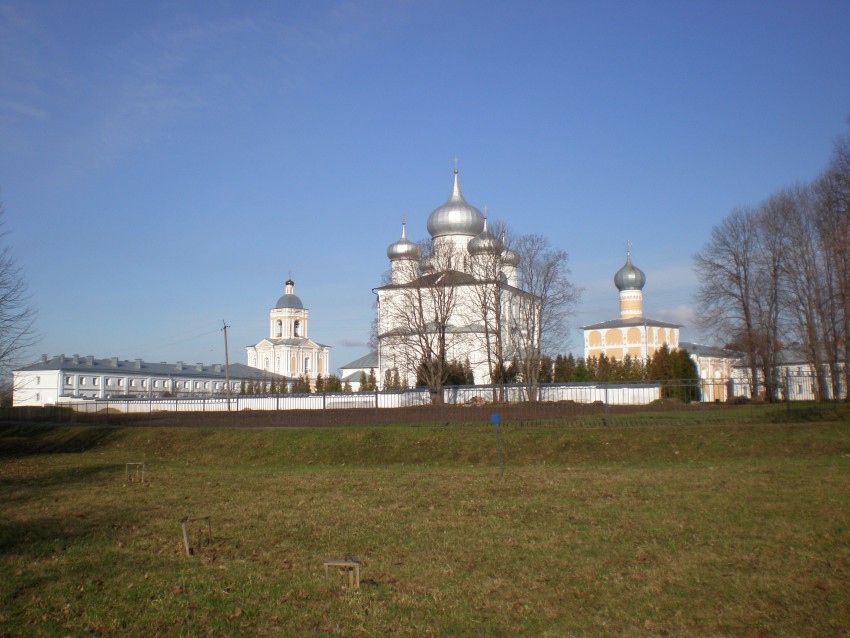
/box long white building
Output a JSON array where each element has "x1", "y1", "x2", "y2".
[{"x1": 12, "y1": 355, "x2": 275, "y2": 406}]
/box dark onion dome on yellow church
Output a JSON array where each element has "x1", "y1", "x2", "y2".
[
  {"x1": 387, "y1": 220, "x2": 422, "y2": 261},
  {"x1": 468, "y1": 217, "x2": 503, "y2": 255},
  {"x1": 614, "y1": 248, "x2": 646, "y2": 291},
  {"x1": 276, "y1": 278, "x2": 304, "y2": 309},
  {"x1": 427, "y1": 168, "x2": 486, "y2": 238}
]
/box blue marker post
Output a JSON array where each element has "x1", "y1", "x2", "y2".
[{"x1": 491, "y1": 413, "x2": 504, "y2": 477}]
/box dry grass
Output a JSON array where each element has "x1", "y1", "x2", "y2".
[{"x1": 0, "y1": 421, "x2": 848, "y2": 636}]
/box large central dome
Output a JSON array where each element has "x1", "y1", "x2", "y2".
[{"x1": 426, "y1": 169, "x2": 486, "y2": 238}]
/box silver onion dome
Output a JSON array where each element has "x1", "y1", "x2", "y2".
[
  {"x1": 387, "y1": 221, "x2": 421, "y2": 261},
  {"x1": 502, "y1": 247, "x2": 519, "y2": 268},
  {"x1": 468, "y1": 218, "x2": 503, "y2": 255},
  {"x1": 426, "y1": 169, "x2": 486, "y2": 238},
  {"x1": 276, "y1": 278, "x2": 304, "y2": 309},
  {"x1": 614, "y1": 251, "x2": 646, "y2": 291}
]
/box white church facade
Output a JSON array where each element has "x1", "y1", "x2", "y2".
[
  {"x1": 246, "y1": 278, "x2": 330, "y2": 383},
  {"x1": 374, "y1": 168, "x2": 535, "y2": 388}
]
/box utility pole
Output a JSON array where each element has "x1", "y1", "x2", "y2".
[{"x1": 222, "y1": 320, "x2": 231, "y2": 411}]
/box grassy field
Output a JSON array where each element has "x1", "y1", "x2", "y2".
[{"x1": 0, "y1": 420, "x2": 848, "y2": 636}]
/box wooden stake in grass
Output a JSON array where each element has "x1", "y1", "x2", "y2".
[
  {"x1": 180, "y1": 516, "x2": 212, "y2": 556},
  {"x1": 125, "y1": 462, "x2": 146, "y2": 484},
  {"x1": 491, "y1": 414, "x2": 504, "y2": 477},
  {"x1": 324, "y1": 556, "x2": 361, "y2": 589}
]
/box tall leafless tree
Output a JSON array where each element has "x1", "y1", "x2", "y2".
[
  {"x1": 467, "y1": 220, "x2": 511, "y2": 398},
  {"x1": 512, "y1": 234, "x2": 580, "y2": 401},
  {"x1": 694, "y1": 209, "x2": 767, "y2": 398},
  {"x1": 813, "y1": 128, "x2": 850, "y2": 399},
  {"x1": 0, "y1": 204, "x2": 37, "y2": 394},
  {"x1": 376, "y1": 240, "x2": 465, "y2": 404}
]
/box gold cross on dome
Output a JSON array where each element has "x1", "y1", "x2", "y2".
[
  {"x1": 453, "y1": 157, "x2": 459, "y2": 171},
  {"x1": 625, "y1": 239, "x2": 632, "y2": 254}
]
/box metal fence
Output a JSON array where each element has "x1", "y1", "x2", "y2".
[{"x1": 3, "y1": 376, "x2": 847, "y2": 428}]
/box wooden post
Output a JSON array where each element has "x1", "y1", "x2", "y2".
[
  {"x1": 126, "y1": 462, "x2": 146, "y2": 483},
  {"x1": 181, "y1": 516, "x2": 212, "y2": 556}
]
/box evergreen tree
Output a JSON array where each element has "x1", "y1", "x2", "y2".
[
  {"x1": 293, "y1": 375, "x2": 311, "y2": 394},
  {"x1": 367, "y1": 368, "x2": 377, "y2": 391},
  {"x1": 392, "y1": 367, "x2": 402, "y2": 390},
  {"x1": 325, "y1": 375, "x2": 342, "y2": 392},
  {"x1": 239, "y1": 378, "x2": 246, "y2": 395},
  {"x1": 315, "y1": 373, "x2": 325, "y2": 393},
  {"x1": 358, "y1": 371, "x2": 368, "y2": 392},
  {"x1": 553, "y1": 354, "x2": 571, "y2": 382},
  {"x1": 596, "y1": 353, "x2": 611, "y2": 381},
  {"x1": 463, "y1": 358, "x2": 475, "y2": 385},
  {"x1": 573, "y1": 357, "x2": 589, "y2": 381},
  {"x1": 647, "y1": 344, "x2": 673, "y2": 381},
  {"x1": 343, "y1": 380, "x2": 352, "y2": 393},
  {"x1": 505, "y1": 357, "x2": 520, "y2": 383},
  {"x1": 585, "y1": 356, "x2": 598, "y2": 381},
  {"x1": 538, "y1": 355, "x2": 553, "y2": 383},
  {"x1": 384, "y1": 368, "x2": 393, "y2": 390},
  {"x1": 279, "y1": 376, "x2": 288, "y2": 394}
]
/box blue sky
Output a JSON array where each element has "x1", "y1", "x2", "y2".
[{"x1": 2, "y1": 0, "x2": 849, "y2": 373}]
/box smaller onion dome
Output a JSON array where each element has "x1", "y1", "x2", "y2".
[
  {"x1": 276, "y1": 278, "x2": 304, "y2": 309},
  {"x1": 387, "y1": 220, "x2": 422, "y2": 261},
  {"x1": 468, "y1": 218, "x2": 503, "y2": 256},
  {"x1": 614, "y1": 249, "x2": 646, "y2": 291},
  {"x1": 502, "y1": 247, "x2": 519, "y2": 268}
]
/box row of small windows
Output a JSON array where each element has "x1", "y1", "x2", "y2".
[{"x1": 62, "y1": 376, "x2": 237, "y2": 392}]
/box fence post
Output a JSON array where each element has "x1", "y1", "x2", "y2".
[
  {"x1": 785, "y1": 373, "x2": 791, "y2": 414},
  {"x1": 603, "y1": 383, "x2": 609, "y2": 426}
]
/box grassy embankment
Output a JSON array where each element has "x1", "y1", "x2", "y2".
[{"x1": 1, "y1": 420, "x2": 848, "y2": 636}]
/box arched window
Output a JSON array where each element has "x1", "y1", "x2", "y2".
[
  {"x1": 276, "y1": 320, "x2": 282, "y2": 338},
  {"x1": 294, "y1": 320, "x2": 301, "y2": 337}
]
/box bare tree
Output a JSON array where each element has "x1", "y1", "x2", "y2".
[
  {"x1": 694, "y1": 209, "x2": 765, "y2": 398},
  {"x1": 376, "y1": 240, "x2": 466, "y2": 404},
  {"x1": 0, "y1": 204, "x2": 37, "y2": 386},
  {"x1": 813, "y1": 127, "x2": 850, "y2": 399},
  {"x1": 467, "y1": 220, "x2": 511, "y2": 398},
  {"x1": 775, "y1": 185, "x2": 838, "y2": 400},
  {"x1": 512, "y1": 234, "x2": 580, "y2": 401}
]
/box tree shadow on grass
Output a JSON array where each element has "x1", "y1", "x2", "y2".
[
  {"x1": 0, "y1": 424, "x2": 121, "y2": 459},
  {"x1": 0, "y1": 463, "x2": 120, "y2": 506}
]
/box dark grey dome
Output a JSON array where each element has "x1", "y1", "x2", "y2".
[
  {"x1": 275, "y1": 294, "x2": 303, "y2": 309},
  {"x1": 614, "y1": 253, "x2": 646, "y2": 291},
  {"x1": 426, "y1": 169, "x2": 485, "y2": 239},
  {"x1": 276, "y1": 278, "x2": 304, "y2": 309},
  {"x1": 468, "y1": 219, "x2": 503, "y2": 256},
  {"x1": 387, "y1": 221, "x2": 422, "y2": 261}
]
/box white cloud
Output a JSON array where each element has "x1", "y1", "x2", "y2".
[{"x1": 655, "y1": 304, "x2": 697, "y2": 327}]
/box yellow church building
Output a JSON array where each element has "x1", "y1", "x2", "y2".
[{"x1": 581, "y1": 244, "x2": 680, "y2": 362}]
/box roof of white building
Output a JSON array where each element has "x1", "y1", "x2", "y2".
[
  {"x1": 580, "y1": 317, "x2": 682, "y2": 330},
  {"x1": 339, "y1": 351, "x2": 379, "y2": 372},
  {"x1": 16, "y1": 355, "x2": 284, "y2": 380}
]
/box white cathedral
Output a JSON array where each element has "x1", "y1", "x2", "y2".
[
  {"x1": 374, "y1": 167, "x2": 533, "y2": 388},
  {"x1": 246, "y1": 278, "x2": 330, "y2": 382}
]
